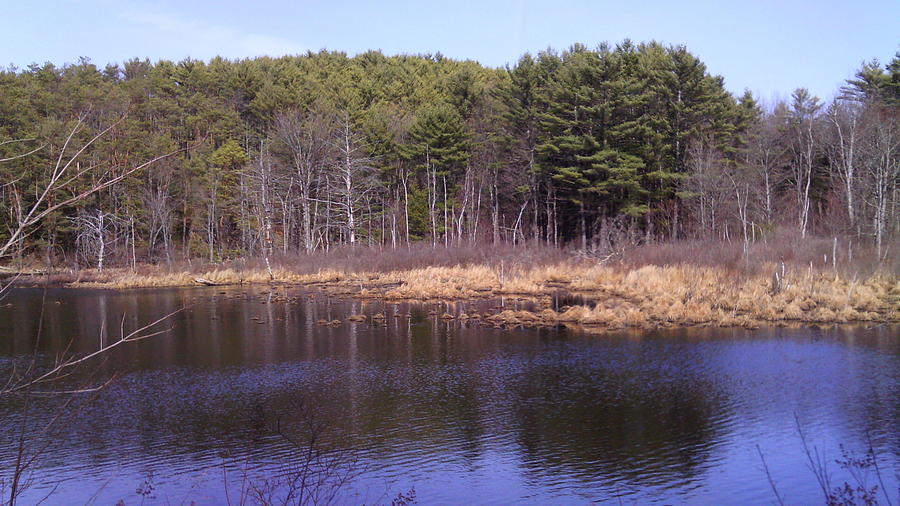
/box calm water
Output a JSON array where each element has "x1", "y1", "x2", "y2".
[{"x1": 0, "y1": 286, "x2": 897, "y2": 505}]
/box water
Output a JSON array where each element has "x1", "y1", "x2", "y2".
[{"x1": 0, "y1": 286, "x2": 897, "y2": 505}]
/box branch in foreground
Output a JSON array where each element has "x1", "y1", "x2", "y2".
[
  {"x1": 0, "y1": 114, "x2": 199, "y2": 261},
  {"x1": 1, "y1": 306, "x2": 186, "y2": 396}
]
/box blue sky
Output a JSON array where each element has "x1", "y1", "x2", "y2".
[{"x1": 3, "y1": 0, "x2": 898, "y2": 102}]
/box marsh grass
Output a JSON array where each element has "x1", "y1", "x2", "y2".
[{"x1": 6, "y1": 238, "x2": 898, "y2": 329}]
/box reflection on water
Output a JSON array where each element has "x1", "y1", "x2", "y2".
[{"x1": 0, "y1": 287, "x2": 897, "y2": 504}]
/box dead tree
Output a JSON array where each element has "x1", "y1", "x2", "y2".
[
  {"x1": 144, "y1": 165, "x2": 176, "y2": 264},
  {"x1": 0, "y1": 308, "x2": 183, "y2": 505},
  {"x1": 746, "y1": 107, "x2": 789, "y2": 226},
  {"x1": 69, "y1": 208, "x2": 127, "y2": 272},
  {"x1": 249, "y1": 144, "x2": 281, "y2": 279},
  {"x1": 0, "y1": 113, "x2": 179, "y2": 262},
  {"x1": 330, "y1": 112, "x2": 378, "y2": 246},
  {"x1": 272, "y1": 105, "x2": 335, "y2": 253},
  {"x1": 684, "y1": 136, "x2": 730, "y2": 238},
  {"x1": 863, "y1": 113, "x2": 899, "y2": 258},
  {"x1": 827, "y1": 100, "x2": 865, "y2": 231},
  {"x1": 788, "y1": 89, "x2": 822, "y2": 238}
]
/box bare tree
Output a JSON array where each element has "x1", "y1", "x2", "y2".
[
  {"x1": 0, "y1": 111, "x2": 186, "y2": 505},
  {"x1": 234, "y1": 399, "x2": 363, "y2": 506},
  {"x1": 0, "y1": 114, "x2": 179, "y2": 262},
  {"x1": 746, "y1": 106, "x2": 789, "y2": 225},
  {"x1": 272, "y1": 105, "x2": 335, "y2": 253},
  {"x1": 144, "y1": 164, "x2": 177, "y2": 264},
  {"x1": 248, "y1": 143, "x2": 283, "y2": 279},
  {"x1": 827, "y1": 99, "x2": 865, "y2": 232},
  {"x1": 0, "y1": 305, "x2": 184, "y2": 505},
  {"x1": 0, "y1": 139, "x2": 44, "y2": 164},
  {"x1": 788, "y1": 88, "x2": 823, "y2": 238},
  {"x1": 70, "y1": 208, "x2": 127, "y2": 272},
  {"x1": 329, "y1": 112, "x2": 379, "y2": 246},
  {"x1": 683, "y1": 136, "x2": 730, "y2": 238},
  {"x1": 727, "y1": 161, "x2": 754, "y2": 256},
  {"x1": 862, "y1": 112, "x2": 899, "y2": 258}
]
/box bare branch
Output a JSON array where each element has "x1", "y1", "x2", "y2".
[{"x1": 1, "y1": 306, "x2": 186, "y2": 396}]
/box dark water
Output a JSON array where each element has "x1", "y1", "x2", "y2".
[{"x1": 0, "y1": 286, "x2": 897, "y2": 505}]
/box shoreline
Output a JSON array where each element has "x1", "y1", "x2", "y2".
[{"x1": 5, "y1": 262, "x2": 897, "y2": 332}]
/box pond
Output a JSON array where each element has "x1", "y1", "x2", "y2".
[{"x1": 0, "y1": 286, "x2": 897, "y2": 504}]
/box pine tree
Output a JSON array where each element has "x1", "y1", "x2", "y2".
[{"x1": 401, "y1": 104, "x2": 470, "y2": 245}]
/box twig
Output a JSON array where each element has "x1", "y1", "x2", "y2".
[
  {"x1": 795, "y1": 413, "x2": 831, "y2": 501},
  {"x1": 866, "y1": 430, "x2": 893, "y2": 506},
  {"x1": 756, "y1": 444, "x2": 785, "y2": 506},
  {"x1": 1, "y1": 307, "x2": 186, "y2": 395}
]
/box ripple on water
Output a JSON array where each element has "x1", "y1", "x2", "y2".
[{"x1": 0, "y1": 288, "x2": 897, "y2": 504}]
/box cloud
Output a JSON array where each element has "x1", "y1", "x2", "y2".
[{"x1": 116, "y1": 2, "x2": 306, "y2": 59}]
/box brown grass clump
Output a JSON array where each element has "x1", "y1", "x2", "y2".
[
  {"x1": 8, "y1": 241, "x2": 897, "y2": 330},
  {"x1": 558, "y1": 305, "x2": 593, "y2": 323},
  {"x1": 382, "y1": 265, "x2": 497, "y2": 299},
  {"x1": 484, "y1": 310, "x2": 559, "y2": 327},
  {"x1": 511, "y1": 261, "x2": 897, "y2": 330}
]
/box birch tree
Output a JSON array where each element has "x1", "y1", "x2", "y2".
[
  {"x1": 0, "y1": 114, "x2": 177, "y2": 261},
  {"x1": 788, "y1": 88, "x2": 822, "y2": 238},
  {"x1": 827, "y1": 99, "x2": 865, "y2": 231},
  {"x1": 272, "y1": 105, "x2": 335, "y2": 253},
  {"x1": 70, "y1": 208, "x2": 124, "y2": 271},
  {"x1": 330, "y1": 112, "x2": 378, "y2": 245},
  {"x1": 863, "y1": 113, "x2": 898, "y2": 257},
  {"x1": 746, "y1": 106, "x2": 789, "y2": 225},
  {"x1": 248, "y1": 143, "x2": 281, "y2": 277}
]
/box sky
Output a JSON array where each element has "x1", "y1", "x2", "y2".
[{"x1": 3, "y1": 0, "x2": 898, "y2": 102}]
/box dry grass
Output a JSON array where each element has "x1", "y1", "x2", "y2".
[
  {"x1": 57, "y1": 259, "x2": 898, "y2": 328},
  {"x1": 621, "y1": 231, "x2": 899, "y2": 278},
  {"x1": 547, "y1": 264, "x2": 897, "y2": 329},
  {"x1": 414, "y1": 262, "x2": 898, "y2": 330},
  {"x1": 6, "y1": 240, "x2": 898, "y2": 330}
]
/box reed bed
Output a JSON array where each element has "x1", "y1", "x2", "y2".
[{"x1": 7, "y1": 241, "x2": 898, "y2": 329}]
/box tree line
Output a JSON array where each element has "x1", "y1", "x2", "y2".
[{"x1": 0, "y1": 41, "x2": 897, "y2": 269}]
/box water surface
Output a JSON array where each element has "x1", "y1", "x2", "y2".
[{"x1": 0, "y1": 287, "x2": 897, "y2": 504}]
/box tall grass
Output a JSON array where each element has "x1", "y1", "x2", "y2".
[
  {"x1": 7, "y1": 234, "x2": 898, "y2": 329},
  {"x1": 621, "y1": 231, "x2": 897, "y2": 278}
]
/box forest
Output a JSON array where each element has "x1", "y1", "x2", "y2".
[{"x1": 0, "y1": 41, "x2": 897, "y2": 271}]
